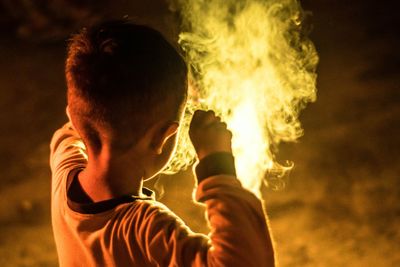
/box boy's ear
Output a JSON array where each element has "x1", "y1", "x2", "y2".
[
  {"x1": 66, "y1": 106, "x2": 72, "y2": 121},
  {"x1": 153, "y1": 122, "x2": 179, "y2": 155},
  {"x1": 66, "y1": 105, "x2": 77, "y2": 130}
]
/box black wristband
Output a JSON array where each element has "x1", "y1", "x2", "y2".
[{"x1": 195, "y1": 152, "x2": 237, "y2": 184}]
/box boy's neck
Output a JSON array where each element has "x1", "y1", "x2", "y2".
[{"x1": 78, "y1": 149, "x2": 144, "y2": 202}]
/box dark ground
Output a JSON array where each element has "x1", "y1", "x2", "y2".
[{"x1": 0, "y1": 0, "x2": 399, "y2": 266}]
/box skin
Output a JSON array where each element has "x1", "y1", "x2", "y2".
[{"x1": 68, "y1": 107, "x2": 233, "y2": 202}]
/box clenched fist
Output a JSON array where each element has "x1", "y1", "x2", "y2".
[{"x1": 189, "y1": 110, "x2": 233, "y2": 160}]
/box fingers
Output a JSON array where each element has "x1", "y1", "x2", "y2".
[
  {"x1": 214, "y1": 121, "x2": 227, "y2": 130},
  {"x1": 189, "y1": 109, "x2": 233, "y2": 159},
  {"x1": 190, "y1": 110, "x2": 222, "y2": 129},
  {"x1": 191, "y1": 110, "x2": 213, "y2": 128}
]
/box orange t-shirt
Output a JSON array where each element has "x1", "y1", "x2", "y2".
[{"x1": 50, "y1": 123, "x2": 274, "y2": 266}]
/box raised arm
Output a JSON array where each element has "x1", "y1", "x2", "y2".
[{"x1": 137, "y1": 110, "x2": 275, "y2": 266}]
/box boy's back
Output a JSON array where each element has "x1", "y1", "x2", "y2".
[{"x1": 50, "y1": 20, "x2": 275, "y2": 266}]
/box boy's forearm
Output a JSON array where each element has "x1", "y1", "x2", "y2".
[
  {"x1": 194, "y1": 152, "x2": 236, "y2": 183},
  {"x1": 194, "y1": 153, "x2": 275, "y2": 267}
]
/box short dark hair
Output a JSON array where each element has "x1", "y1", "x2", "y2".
[{"x1": 66, "y1": 20, "x2": 187, "y2": 151}]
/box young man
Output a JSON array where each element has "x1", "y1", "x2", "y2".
[{"x1": 50, "y1": 20, "x2": 275, "y2": 266}]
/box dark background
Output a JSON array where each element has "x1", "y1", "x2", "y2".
[{"x1": 0, "y1": 0, "x2": 399, "y2": 266}]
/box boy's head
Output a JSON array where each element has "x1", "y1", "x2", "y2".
[
  {"x1": 66, "y1": 20, "x2": 188, "y2": 177},
  {"x1": 65, "y1": 21, "x2": 187, "y2": 177}
]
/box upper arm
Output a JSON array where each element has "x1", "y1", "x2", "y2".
[{"x1": 134, "y1": 202, "x2": 211, "y2": 267}]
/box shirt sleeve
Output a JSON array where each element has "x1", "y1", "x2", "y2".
[
  {"x1": 49, "y1": 122, "x2": 87, "y2": 190},
  {"x1": 137, "y1": 171, "x2": 275, "y2": 267}
]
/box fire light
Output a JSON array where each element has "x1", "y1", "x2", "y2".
[{"x1": 165, "y1": 0, "x2": 318, "y2": 197}]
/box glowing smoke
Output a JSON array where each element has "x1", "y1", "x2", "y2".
[{"x1": 164, "y1": 0, "x2": 318, "y2": 196}]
